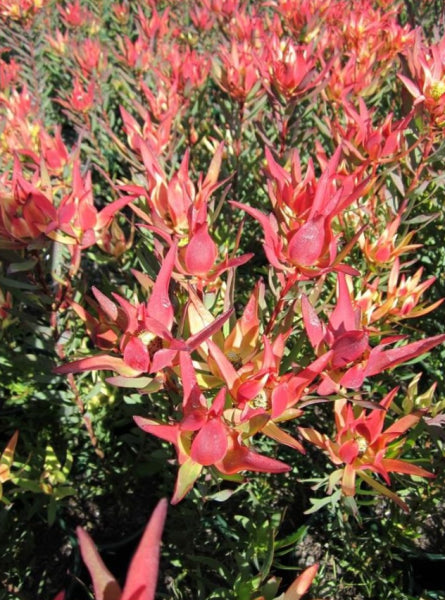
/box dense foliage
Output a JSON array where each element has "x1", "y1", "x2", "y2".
[{"x1": 1, "y1": 0, "x2": 445, "y2": 598}]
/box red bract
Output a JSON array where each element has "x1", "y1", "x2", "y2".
[
  {"x1": 227, "y1": 5, "x2": 271, "y2": 45},
  {"x1": 0, "y1": 151, "x2": 133, "y2": 269},
  {"x1": 201, "y1": 0, "x2": 241, "y2": 20},
  {"x1": 57, "y1": 0, "x2": 93, "y2": 27},
  {"x1": 259, "y1": 35, "x2": 324, "y2": 103},
  {"x1": 212, "y1": 40, "x2": 262, "y2": 105},
  {"x1": 45, "y1": 29, "x2": 70, "y2": 59},
  {"x1": 1, "y1": 99, "x2": 69, "y2": 176},
  {"x1": 178, "y1": 201, "x2": 252, "y2": 284},
  {"x1": 0, "y1": 158, "x2": 56, "y2": 248},
  {"x1": 56, "y1": 243, "x2": 180, "y2": 378},
  {"x1": 253, "y1": 563, "x2": 319, "y2": 600},
  {"x1": 206, "y1": 335, "x2": 331, "y2": 453},
  {"x1": 120, "y1": 103, "x2": 175, "y2": 156},
  {"x1": 115, "y1": 34, "x2": 152, "y2": 72},
  {"x1": 208, "y1": 336, "x2": 328, "y2": 419},
  {"x1": 190, "y1": 4, "x2": 215, "y2": 31},
  {"x1": 135, "y1": 353, "x2": 290, "y2": 503},
  {"x1": 271, "y1": 0, "x2": 331, "y2": 41},
  {"x1": 124, "y1": 144, "x2": 224, "y2": 237},
  {"x1": 136, "y1": 4, "x2": 171, "y2": 42},
  {"x1": 232, "y1": 147, "x2": 367, "y2": 278},
  {"x1": 58, "y1": 163, "x2": 131, "y2": 245},
  {"x1": 355, "y1": 257, "x2": 442, "y2": 325},
  {"x1": 55, "y1": 244, "x2": 234, "y2": 380},
  {"x1": 73, "y1": 38, "x2": 107, "y2": 76},
  {"x1": 118, "y1": 66, "x2": 187, "y2": 155},
  {"x1": 382, "y1": 258, "x2": 441, "y2": 320},
  {"x1": 358, "y1": 214, "x2": 420, "y2": 266},
  {"x1": 0, "y1": 85, "x2": 42, "y2": 155},
  {"x1": 162, "y1": 45, "x2": 211, "y2": 94},
  {"x1": 187, "y1": 280, "x2": 264, "y2": 377},
  {"x1": 281, "y1": 563, "x2": 319, "y2": 600},
  {"x1": 330, "y1": 98, "x2": 410, "y2": 167},
  {"x1": 319, "y1": 2, "x2": 412, "y2": 100},
  {"x1": 0, "y1": 0, "x2": 45, "y2": 21},
  {"x1": 302, "y1": 272, "x2": 445, "y2": 393},
  {"x1": 111, "y1": 2, "x2": 129, "y2": 24},
  {"x1": 56, "y1": 498, "x2": 168, "y2": 600},
  {"x1": 0, "y1": 55, "x2": 20, "y2": 90},
  {"x1": 57, "y1": 76, "x2": 95, "y2": 114},
  {"x1": 139, "y1": 76, "x2": 181, "y2": 122},
  {"x1": 37, "y1": 127, "x2": 70, "y2": 175},
  {"x1": 400, "y1": 32, "x2": 445, "y2": 127},
  {"x1": 123, "y1": 144, "x2": 252, "y2": 284},
  {"x1": 300, "y1": 388, "x2": 434, "y2": 509}
]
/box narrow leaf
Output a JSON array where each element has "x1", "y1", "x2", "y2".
[
  {"x1": 76, "y1": 527, "x2": 122, "y2": 600},
  {"x1": 121, "y1": 499, "x2": 168, "y2": 600}
]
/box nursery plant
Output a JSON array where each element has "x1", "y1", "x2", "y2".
[{"x1": 1, "y1": 0, "x2": 445, "y2": 598}]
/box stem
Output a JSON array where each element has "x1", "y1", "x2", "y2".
[{"x1": 265, "y1": 271, "x2": 299, "y2": 335}]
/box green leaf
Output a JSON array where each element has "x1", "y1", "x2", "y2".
[
  {"x1": 275, "y1": 524, "x2": 309, "y2": 551},
  {"x1": 259, "y1": 527, "x2": 275, "y2": 583},
  {"x1": 205, "y1": 489, "x2": 236, "y2": 502},
  {"x1": 357, "y1": 470, "x2": 408, "y2": 512},
  {"x1": 0, "y1": 276, "x2": 38, "y2": 290},
  {"x1": 7, "y1": 258, "x2": 38, "y2": 274},
  {"x1": 171, "y1": 459, "x2": 203, "y2": 504},
  {"x1": 47, "y1": 497, "x2": 57, "y2": 526},
  {"x1": 304, "y1": 489, "x2": 342, "y2": 514},
  {"x1": 53, "y1": 486, "x2": 76, "y2": 501},
  {"x1": 14, "y1": 478, "x2": 42, "y2": 493}
]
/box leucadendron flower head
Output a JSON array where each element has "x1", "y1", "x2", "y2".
[
  {"x1": 134, "y1": 352, "x2": 290, "y2": 504},
  {"x1": 55, "y1": 243, "x2": 233, "y2": 383},
  {"x1": 299, "y1": 388, "x2": 434, "y2": 510}
]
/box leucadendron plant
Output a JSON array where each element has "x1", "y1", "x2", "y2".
[
  {"x1": 56, "y1": 498, "x2": 322, "y2": 600},
  {"x1": 1, "y1": 0, "x2": 445, "y2": 597}
]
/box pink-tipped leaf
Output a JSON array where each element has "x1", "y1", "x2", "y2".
[
  {"x1": 146, "y1": 242, "x2": 177, "y2": 330},
  {"x1": 120, "y1": 498, "x2": 168, "y2": 600},
  {"x1": 184, "y1": 223, "x2": 218, "y2": 276},
  {"x1": 76, "y1": 527, "x2": 122, "y2": 600}
]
